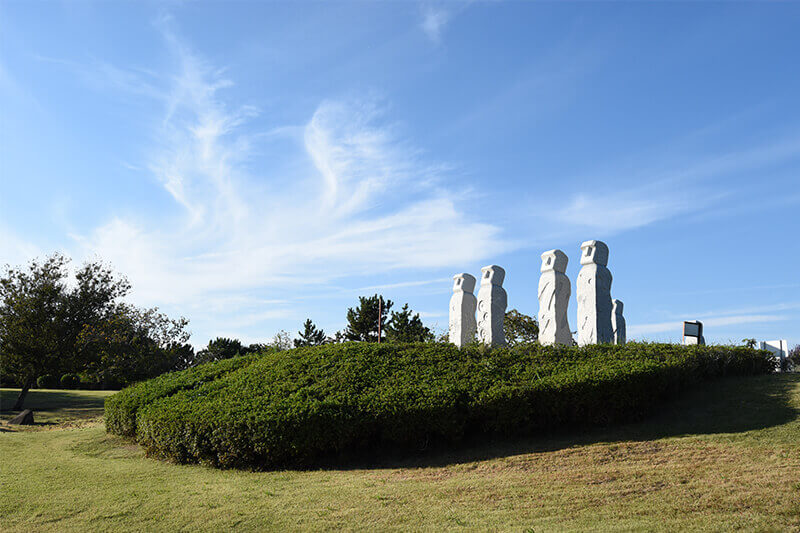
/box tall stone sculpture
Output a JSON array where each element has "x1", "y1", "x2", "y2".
[
  {"x1": 449, "y1": 273, "x2": 477, "y2": 347},
  {"x1": 576, "y1": 240, "x2": 614, "y2": 345},
  {"x1": 538, "y1": 249, "x2": 573, "y2": 346},
  {"x1": 477, "y1": 265, "x2": 507, "y2": 347},
  {"x1": 612, "y1": 299, "x2": 626, "y2": 345}
]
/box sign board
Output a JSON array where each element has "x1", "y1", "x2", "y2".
[
  {"x1": 683, "y1": 321, "x2": 702, "y2": 338},
  {"x1": 682, "y1": 320, "x2": 704, "y2": 346}
]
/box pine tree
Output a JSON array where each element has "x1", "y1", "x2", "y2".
[
  {"x1": 344, "y1": 294, "x2": 392, "y2": 342},
  {"x1": 385, "y1": 304, "x2": 433, "y2": 343},
  {"x1": 294, "y1": 319, "x2": 327, "y2": 347},
  {"x1": 194, "y1": 337, "x2": 246, "y2": 365}
]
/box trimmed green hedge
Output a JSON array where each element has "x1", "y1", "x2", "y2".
[
  {"x1": 106, "y1": 342, "x2": 774, "y2": 469},
  {"x1": 104, "y1": 354, "x2": 259, "y2": 437}
]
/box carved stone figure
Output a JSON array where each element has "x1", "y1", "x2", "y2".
[
  {"x1": 612, "y1": 299, "x2": 626, "y2": 345},
  {"x1": 449, "y1": 273, "x2": 477, "y2": 347},
  {"x1": 538, "y1": 249, "x2": 573, "y2": 346},
  {"x1": 576, "y1": 240, "x2": 614, "y2": 345},
  {"x1": 477, "y1": 265, "x2": 507, "y2": 346}
]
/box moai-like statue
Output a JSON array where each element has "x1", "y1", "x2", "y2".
[
  {"x1": 576, "y1": 240, "x2": 614, "y2": 345},
  {"x1": 477, "y1": 265, "x2": 507, "y2": 347},
  {"x1": 612, "y1": 299, "x2": 626, "y2": 345},
  {"x1": 449, "y1": 273, "x2": 477, "y2": 347},
  {"x1": 538, "y1": 249, "x2": 573, "y2": 346}
]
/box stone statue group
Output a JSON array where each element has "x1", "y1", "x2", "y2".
[{"x1": 449, "y1": 240, "x2": 626, "y2": 348}]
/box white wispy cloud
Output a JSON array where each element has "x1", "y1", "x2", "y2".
[
  {"x1": 420, "y1": 6, "x2": 450, "y2": 43},
  {"x1": 546, "y1": 132, "x2": 800, "y2": 236},
  {"x1": 554, "y1": 190, "x2": 695, "y2": 233},
  {"x1": 0, "y1": 225, "x2": 43, "y2": 268},
  {"x1": 63, "y1": 28, "x2": 508, "y2": 326},
  {"x1": 628, "y1": 314, "x2": 789, "y2": 338},
  {"x1": 352, "y1": 277, "x2": 452, "y2": 293}
]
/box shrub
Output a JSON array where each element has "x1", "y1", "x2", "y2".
[
  {"x1": 36, "y1": 374, "x2": 59, "y2": 389},
  {"x1": 106, "y1": 342, "x2": 774, "y2": 470},
  {"x1": 104, "y1": 354, "x2": 259, "y2": 437},
  {"x1": 60, "y1": 373, "x2": 81, "y2": 389}
]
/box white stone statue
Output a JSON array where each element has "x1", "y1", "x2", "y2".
[
  {"x1": 538, "y1": 249, "x2": 573, "y2": 346},
  {"x1": 612, "y1": 299, "x2": 626, "y2": 345},
  {"x1": 576, "y1": 240, "x2": 614, "y2": 345},
  {"x1": 449, "y1": 273, "x2": 477, "y2": 347},
  {"x1": 477, "y1": 265, "x2": 507, "y2": 347}
]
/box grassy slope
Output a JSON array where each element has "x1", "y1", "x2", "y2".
[{"x1": 1, "y1": 375, "x2": 799, "y2": 532}]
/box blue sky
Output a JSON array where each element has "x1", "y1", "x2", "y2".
[{"x1": 1, "y1": 1, "x2": 798, "y2": 348}]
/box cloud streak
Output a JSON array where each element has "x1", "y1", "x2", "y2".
[
  {"x1": 420, "y1": 6, "x2": 450, "y2": 43},
  {"x1": 628, "y1": 314, "x2": 789, "y2": 338},
  {"x1": 66, "y1": 28, "x2": 508, "y2": 327}
]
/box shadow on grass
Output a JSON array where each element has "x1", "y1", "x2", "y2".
[
  {"x1": 0, "y1": 389, "x2": 112, "y2": 426},
  {"x1": 333, "y1": 373, "x2": 800, "y2": 471}
]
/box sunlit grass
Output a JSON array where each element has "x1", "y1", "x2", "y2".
[
  {"x1": 0, "y1": 388, "x2": 115, "y2": 427},
  {"x1": 1, "y1": 375, "x2": 799, "y2": 531}
]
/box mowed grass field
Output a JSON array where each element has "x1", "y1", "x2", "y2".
[{"x1": 1, "y1": 375, "x2": 800, "y2": 532}]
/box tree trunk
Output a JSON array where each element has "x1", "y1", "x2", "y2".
[{"x1": 12, "y1": 376, "x2": 34, "y2": 411}]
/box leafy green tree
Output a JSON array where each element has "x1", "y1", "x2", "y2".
[
  {"x1": 194, "y1": 337, "x2": 247, "y2": 365},
  {"x1": 385, "y1": 304, "x2": 433, "y2": 343},
  {"x1": 504, "y1": 309, "x2": 539, "y2": 347},
  {"x1": 329, "y1": 330, "x2": 347, "y2": 344},
  {"x1": 742, "y1": 338, "x2": 757, "y2": 349},
  {"x1": 246, "y1": 343, "x2": 268, "y2": 354},
  {"x1": 0, "y1": 254, "x2": 130, "y2": 409},
  {"x1": 786, "y1": 344, "x2": 799, "y2": 372},
  {"x1": 294, "y1": 319, "x2": 327, "y2": 347},
  {"x1": 344, "y1": 294, "x2": 393, "y2": 342},
  {"x1": 269, "y1": 330, "x2": 293, "y2": 351},
  {"x1": 77, "y1": 304, "x2": 192, "y2": 386}
]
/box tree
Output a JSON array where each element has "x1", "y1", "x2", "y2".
[
  {"x1": 787, "y1": 345, "x2": 799, "y2": 372},
  {"x1": 329, "y1": 330, "x2": 347, "y2": 344},
  {"x1": 385, "y1": 304, "x2": 433, "y2": 343},
  {"x1": 246, "y1": 343, "x2": 268, "y2": 354},
  {"x1": 0, "y1": 254, "x2": 130, "y2": 410},
  {"x1": 294, "y1": 319, "x2": 327, "y2": 347},
  {"x1": 269, "y1": 330, "x2": 293, "y2": 351},
  {"x1": 742, "y1": 338, "x2": 757, "y2": 349},
  {"x1": 194, "y1": 337, "x2": 247, "y2": 365},
  {"x1": 77, "y1": 304, "x2": 191, "y2": 386},
  {"x1": 504, "y1": 309, "x2": 539, "y2": 347},
  {"x1": 344, "y1": 294, "x2": 393, "y2": 342}
]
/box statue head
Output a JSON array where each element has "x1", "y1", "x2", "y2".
[
  {"x1": 480, "y1": 265, "x2": 505, "y2": 286},
  {"x1": 580, "y1": 240, "x2": 609, "y2": 266},
  {"x1": 452, "y1": 273, "x2": 476, "y2": 293},
  {"x1": 540, "y1": 249, "x2": 568, "y2": 273}
]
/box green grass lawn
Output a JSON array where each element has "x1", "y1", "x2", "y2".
[
  {"x1": 0, "y1": 388, "x2": 116, "y2": 426},
  {"x1": 1, "y1": 375, "x2": 800, "y2": 532}
]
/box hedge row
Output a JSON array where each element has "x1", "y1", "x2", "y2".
[
  {"x1": 106, "y1": 342, "x2": 774, "y2": 469},
  {"x1": 104, "y1": 354, "x2": 259, "y2": 436}
]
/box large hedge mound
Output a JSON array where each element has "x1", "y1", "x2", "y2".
[
  {"x1": 105, "y1": 342, "x2": 774, "y2": 469},
  {"x1": 104, "y1": 354, "x2": 259, "y2": 437}
]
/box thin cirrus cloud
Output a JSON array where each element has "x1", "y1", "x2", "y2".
[
  {"x1": 548, "y1": 129, "x2": 800, "y2": 235},
  {"x1": 69, "y1": 30, "x2": 508, "y2": 313},
  {"x1": 420, "y1": 6, "x2": 450, "y2": 43},
  {"x1": 628, "y1": 314, "x2": 787, "y2": 338}
]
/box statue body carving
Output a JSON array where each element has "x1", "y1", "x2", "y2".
[
  {"x1": 477, "y1": 265, "x2": 507, "y2": 347},
  {"x1": 449, "y1": 273, "x2": 477, "y2": 347},
  {"x1": 576, "y1": 240, "x2": 614, "y2": 345},
  {"x1": 538, "y1": 249, "x2": 573, "y2": 346}
]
